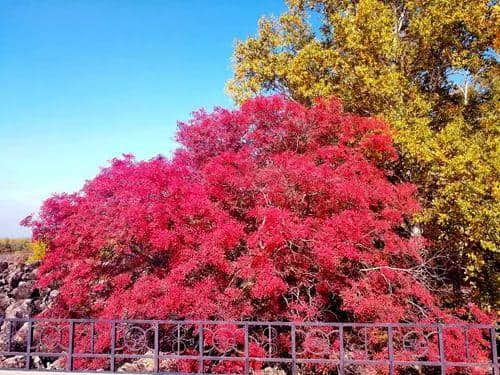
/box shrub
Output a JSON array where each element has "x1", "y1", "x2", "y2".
[
  {"x1": 22, "y1": 96, "x2": 492, "y2": 372},
  {"x1": 27, "y1": 240, "x2": 47, "y2": 264}
]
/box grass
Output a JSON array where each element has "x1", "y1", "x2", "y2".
[{"x1": 0, "y1": 238, "x2": 31, "y2": 253}]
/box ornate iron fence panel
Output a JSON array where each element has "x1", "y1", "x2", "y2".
[{"x1": 0, "y1": 318, "x2": 497, "y2": 374}]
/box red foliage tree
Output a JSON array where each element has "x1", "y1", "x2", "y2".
[{"x1": 23, "y1": 96, "x2": 491, "y2": 371}]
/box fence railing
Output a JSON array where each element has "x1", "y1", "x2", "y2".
[{"x1": 0, "y1": 318, "x2": 498, "y2": 374}]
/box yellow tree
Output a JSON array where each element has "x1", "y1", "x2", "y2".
[{"x1": 228, "y1": 0, "x2": 499, "y2": 307}]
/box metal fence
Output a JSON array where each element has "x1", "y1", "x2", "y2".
[{"x1": 0, "y1": 318, "x2": 498, "y2": 374}]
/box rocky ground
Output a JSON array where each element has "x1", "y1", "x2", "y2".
[
  {"x1": 0, "y1": 260, "x2": 57, "y2": 320},
  {"x1": 0, "y1": 259, "x2": 59, "y2": 370}
]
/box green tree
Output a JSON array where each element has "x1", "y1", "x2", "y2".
[{"x1": 228, "y1": 0, "x2": 499, "y2": 307}]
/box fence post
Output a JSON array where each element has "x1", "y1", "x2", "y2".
[
  {"x1": 291, "y1": 324, "x2": 297, "y2": 375},
  {"x1": 25, "y1": 320, "x2": 32, "y2": 370},
  {"x1": 91, "y1": 321, "x2": 95, "y2": 354},
  {"x1": 268, "y1": 324, "x2": 272, "y2": 357},
  {"x1": 244, "y1": 323, "x2": 249, "y2": 375},
  {"x1": 438, "y1": 324, "x2": 446, "y2": 375},
  {"x1": 154, "y1": 322, "x2": 159, "y2": 374},
  {"x1": 492, "y1": 326, "x2": 498, "y2": 375},
  {"x1": 110, "y1": 321, "x2": 116, "y2": 372},
  {"x1": 388, "y1": 325, "x2": 395, "y2": 375},
  {"x1": 464, "y1": 327, "x2": 469, "y2": 362},
  {"x1": 339, "y1": 325, "x2": 345, "y2": 375},
  {"x1": 198, "y1": 323, "x2": 204, "y2": 374},
  {"x1": 67, "y1": 321, "x2": 74, "y2": 371}
]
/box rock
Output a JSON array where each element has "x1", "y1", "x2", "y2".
[
  {"x1": 6, "y1": 270, "x2": 23, "y2": 288},
  {"x1": 0, "y1": 262, "x2": 8, "y2": 273},
  {"x1": 12, "y1": 280, "x2": 35, "y2": 299},
  {"x1": 23, "y1": 267, "x2": 38, "y2": 281},
  {"x1": 12, "y1": 322, "x2": 28, "y2": 345},
  {"x1": 0, "y1": 328, "x2": 8, "y2": 352},
  {"x1": 0, "y1": 257, "x2": 57, "y2": 366},
  {"x1": 118, "y1": 350, "x2": 154, "y2": 372},
  {"x1": 251, "y1": 366, "x2": 288, "y2": 375},
  {"x1": 159, "y1": 359, "x2": 176, "y2": 372},
  {"x1": 0, "y1": 261, "x2": 55, "y2": 319},
  {"x1": 4, "y1": 299, "x2": 32, "y2": 319},
  {"x1": 31, "y1": 355, "x2": 43, "y2": 369},
  {"x1": 0, "y1": 355, "x2": 25, "y2": 368},
  {"x1": 0, "y1": 295, "x2": 13, "y2": 317},
  {"x1": 258, "y1": 367, "x2": 287, "y2": 375},
  {"x1": 47, "y1": 356, "x2": 65, "y2": 370},
  {"x1": 118, "y1": 359, "x2": 153, "y2": 372},
  {"x1": 117, "y1": 351, "x2": 176, "y2": 373}
]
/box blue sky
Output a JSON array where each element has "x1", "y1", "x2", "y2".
[{"x1": 0, "y1": 0, "x2": 286, "y2": 237}]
